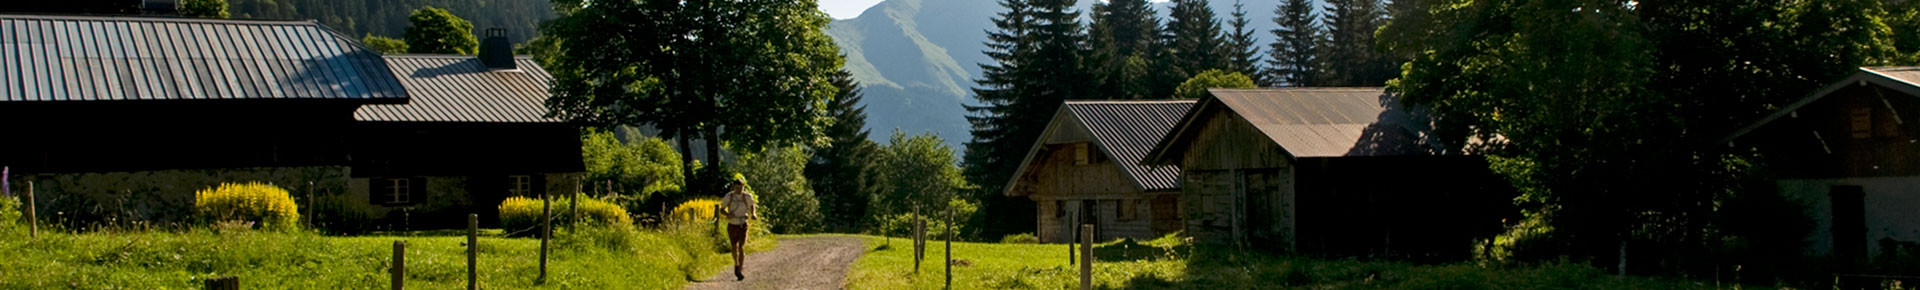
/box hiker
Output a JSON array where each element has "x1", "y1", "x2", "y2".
[{"x1": 721, "y1": 178, "x2": 757, "y2": 281}]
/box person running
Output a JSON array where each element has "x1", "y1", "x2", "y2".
[{"x1": 720, "y1": 178, "x2": 757, "y2": 281}]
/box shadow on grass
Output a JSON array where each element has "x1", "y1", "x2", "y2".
[{"x1": 1093, "y1": 238, "x2": 1182, "y2": 262}]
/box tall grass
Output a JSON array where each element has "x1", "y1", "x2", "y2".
[{"x1": 0, "y1": 223, "x2": 772, "y2": 289}]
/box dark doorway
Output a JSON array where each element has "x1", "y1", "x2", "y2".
[{"x1": 1831, "y1": 185, "x2": 1867, "y2": 264}]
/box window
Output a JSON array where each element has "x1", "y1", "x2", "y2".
[
  {"x1": 1852, "y1": 105, "x2": 1873, "y2": 139},
  {"x1": 379, "y1": 178, "x2": 412, "y2": 205},
  {"x1": 1074, "y1": 143, "x2": 1090, "y2": 165},
  {"x1": 509, "y1": 175, "x2": 532, "y2": 196}
]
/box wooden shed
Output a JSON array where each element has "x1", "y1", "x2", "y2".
[
  {"x1": 1724, "y1": 66, "x2": 1920, "y2": 262},
  {"x1": 1142, "y1": 88, "x2": 1513, "y2": 259},
  {"x1": 1004, "y1": 100, "x2": 1194, "y2": 243}
]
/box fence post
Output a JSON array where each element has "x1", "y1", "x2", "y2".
[
  {"x1": 913, "y1": 204, "x2": 923, "y2": 273},
  {"x1": 1080, "y1": 224, "x2": 1092, "y2": 290},
  {"x1": 306, "y1": 181, "x2": 315, "y2": 229},
  {"x1": 392, "y1": 240, "x2": 406, "y2": 290},
  {"x1": 467, "y1": 214, "x2": 478, "y2": 290},
  {"x1": 204, "y1": 276, "x2": 238, "y2": 290},
  {"x1": 540, "y1": 189, "x2": 552, "y2": 283},
  {"x1": 945, "y1": 206, "x2": 953, "y2": 289},
  {"x1": 26, "y1": 180, "x2": 35, "y2": 239},
  {"x1": 569, "y1": 179, "x2": 580, "y2": 232}
]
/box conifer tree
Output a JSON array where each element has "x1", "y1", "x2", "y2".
[
  {"x1": 1089, "y1": 0, "x2": 1161, "y2": 98},
  {"x1": 1224, "y1": 0, "x2": 1265, "y2": 86},
  {"x1": 1156, "y1": 0, "x2": 1227, "y2": 97},
  {"x1": 808, "y1": 70, "x2": 883, "y2": 230},
  {"x1": 1268, "y1": 0, "x2": 1320, "y2": 86},
  {"x1": 1319, "y1": 0, "x2": 1394, "y2": 86},
  {"x1": 966, "y1": 0, "x2": 1087, "y2": 238}
]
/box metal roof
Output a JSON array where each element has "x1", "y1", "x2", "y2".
[
  {"x1": 1066, "y1": 100, "x2": 1194, "y2": 191},
  {"x1": 0, "y1": 14, "x2": 406, "y2": 102},
  {"x1": 1004, "y1": 100, "x2": 1194, "y2": 195},
  {"x1": 354, "y1": 55, "x2": 559, "y2": 123},
  {"x1": 1146, "y1": 88, "x2": 1424, "y2": 164}
]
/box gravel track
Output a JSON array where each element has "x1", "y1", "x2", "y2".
[{"x1": 685, "y1": 236, "x2": 865, "y2": 290}]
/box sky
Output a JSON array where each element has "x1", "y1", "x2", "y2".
[{"x1": 818, "y1": 0, "x2": 887, "y2": 19}]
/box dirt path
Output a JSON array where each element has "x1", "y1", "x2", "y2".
[{"x1": 685, "y1": 236, "x2": 865, "y2": 290}]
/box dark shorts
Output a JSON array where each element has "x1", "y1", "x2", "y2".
[{"x1": 728, "y1": 222, "x2": 748, "y2": 246}]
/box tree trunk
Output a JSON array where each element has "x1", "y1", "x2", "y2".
[
  {"x1": 678, "y1": 133, "x2": 695, "y2": 188},
  {"x1": 705, "y1": 125, "x2": 722, "y2": 169}
]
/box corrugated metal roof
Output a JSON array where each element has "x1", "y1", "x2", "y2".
[
  {"x1": 354, "y1": 55, "x2": 558, "y2": 123},
  {"x1": 1208, "y1": 88, "x2": 1423, "y2": 157},
  {"x1": 1870, "y1": 66, "x2": 1920, "y2": 85},
  {"x1": 1065, "y1": 100, "x2": 1194, "y2": 191},
  {"x1": 0, "y1": 14, "x2": 406, "y2": 102}
]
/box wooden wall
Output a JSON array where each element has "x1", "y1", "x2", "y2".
[
  {"x1": 1760, "y1": 84, "x2": 1920, "y2": 178},
  {"x1": 1174, "y1": 110, "x2": 1297, "y2": 248},
  {"x1": 1020, "y1": 140, "x2": 1177, "y2": 243}
]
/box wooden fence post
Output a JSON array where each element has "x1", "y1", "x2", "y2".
[
  {"x1": 392, "y1": 240, "x2": 406, "y2": 290},
  {"x1": 540, "y1": 190, "x2": 552, "y2": 283},
  {"x1": 569, "y1": 179, "x2": 580, "y2": 232},
  {"x1": 913, "y1": 204, "x2": 923, "y2": 273},
  {"x1": 467, "y1": 214, "x2": 478, "y2": 290},
  {"x1": 26, "y1": 180, "x2": 35, "y2": 239},
  {"x1": 1080, "y1": 224, "x2": 1093, "y2": 290},
  {"x1": 204, "y1": 276, "x2": 238, "y2": 290},
  {"x1": 945, "y1": 206, "x2": 953, "y2": 289}
]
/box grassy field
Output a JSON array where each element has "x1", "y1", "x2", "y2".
[
  {"x1": 846, "y1": 234, "x2": 1715, "y2": 289},
  {"x1": 0, "y1": 223, "x2": 773, "y2": 289}
]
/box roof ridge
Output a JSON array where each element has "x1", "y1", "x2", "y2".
[
  {"x1": 1211, "y1": 87, "x2": 1386, "y2": 91},
  {"x1": 1064, "y1": 99, "x2": 1198, "y2": 104},
  {"x1": 0, "y1": 14, "x2": 318, "y2": 25},
  {"x1": 383, "y1": 54, "x2": 540, "y2": 60}
]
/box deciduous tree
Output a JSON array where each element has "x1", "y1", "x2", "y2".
[{"x1": 403, "y1": 6, "x2": 478, "y2": 55}]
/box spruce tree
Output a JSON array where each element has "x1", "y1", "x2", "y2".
[
  {"x1": 1319, "y1": 0, "x2": 1393, "y2": 86},
  {"x1": 966, "y1": 0, "x2": 1086, "y2": 238},
  {"x1": 1268, "y1": 0, "x2": 1320, "y2": 86},
  {"x1": 1089, "y1": 0, "x2": 1160, "y2": 99},
  {"x1": 1156, "y1": 0, "x2": 1227, "y2": 97},
  {"x1": 1224, "y1": 0, "x2": 1265, "y2": 86},
  {"x1": 807, "y1": 69, "x2": 882, "y2": 231}
]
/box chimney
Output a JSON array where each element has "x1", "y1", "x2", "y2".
[
  {"x1": 480, "y1": 28, "x2": 516, "y2": 70},
  {"x1": 143, "y1": 0, "x2": 178, "y2": 15}
]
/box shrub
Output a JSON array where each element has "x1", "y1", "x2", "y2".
[
  {"x1": 668, "y1": 199, "x2": 720, "y2": 224},
  {"x1": 0, "y1": 195, "x2": 19, "y2": 232},
  {"x1": 311, "y1": 194, "x2": 378, "y2": 235},
  {"x1": 1000, "y1": 233, "x2": 1039, "y2": 244},
  {"x1": 499, "y1": 194, "x2": 633, "y2": 236},
  {"x1": 193, "y1": 182, "x2": 300, "y2": 231}
]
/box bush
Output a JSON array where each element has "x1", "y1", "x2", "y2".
[
  {"x1": 193, "y1": 182, "x2": 300, "y2": 231},
  {"x1": 0, "y1": 195, "x2": 19, "y2": 232},
  {"x1": 311, "y1": 194, "x2": 378, "y2": 235},
  {"x1": 668, "y1": 199, "x2": 720, "y2": 224},
  {"x1": 499, "y1": 194, "x2": 633, "y2": 236},
  {"x1": 1000, "y1": 233, "x2": 1039, "y2": 244}
]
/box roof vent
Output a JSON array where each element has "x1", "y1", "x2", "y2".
[{"x1": 480, "y1": 28, "x2": 515, "y2": 70}]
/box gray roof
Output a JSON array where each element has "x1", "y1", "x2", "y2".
[
  {"x1": 1005, "y1": 100, "x2": 1194, "y2": 195},
  {"x1": 0, "y1": 15, "x2": 406, "y2": 102},
  {"x1": 1147, "y1": 88, "x2": 1424, "y2": 164},
  {"x1": 354, "y1": 55, "x2": 559, "y2": 123}
]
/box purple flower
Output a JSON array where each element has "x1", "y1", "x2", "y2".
[{"x1": 2, "y1": 166, "x2": 9, "y2": 197}]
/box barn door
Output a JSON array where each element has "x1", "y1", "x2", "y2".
[{"x1": 1151, "y1": 194, "x2": 1180, "y2": 234}]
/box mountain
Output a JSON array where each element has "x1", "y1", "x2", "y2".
[{"x1": 827, "y1": 0, "x2": 1292, "y2": 147}]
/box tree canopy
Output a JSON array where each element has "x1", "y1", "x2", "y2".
[
  {"x1": 540, "y1": 0, "x2": 845, "y2": 187},
  {"x1": 361, "y1": 34, "x2": 409, "y2": 54},
  {"x1": 179, "y1": 0, "x2": 229, "y2": 18},
  {"x1": 1175, "y1": 69, "x2": 1256, "y2": 99},
  {"x1": 403, "y1": 6, "x2": 479, "y2": 55}
]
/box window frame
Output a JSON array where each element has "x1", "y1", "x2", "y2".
[{"x1": 508, "y1": 175, "x2": 532, "y2": 197}]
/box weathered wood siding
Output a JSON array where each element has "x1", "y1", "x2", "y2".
[
  {"x1": 1759, "y1": 85, "x2": 1920, "y2": 178},
  {"x1": 1176, "y1": 111, "x2": 1296, "y2": 249},
  {"x1": 1020, "y1": 141, "x2": 1178, "y2": 243}
]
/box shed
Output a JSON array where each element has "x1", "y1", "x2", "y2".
[
  {"x1": 1142, "y1": 88, "x2": 1513, "y2": 259},
  {"x1": 1005, "y1": 100, "x2": 1193, "y2": 243},
  {"x1": 1723, "y1": 66, "x2": 1920, "y2": 261}
]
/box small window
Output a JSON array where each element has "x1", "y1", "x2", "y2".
[
  {"x1": 1851, "y1": 105, "x2": 1873, "y2": 139},
  {"x1": 1073, "y1": 143, "x2": 1090, "y2": 165},
  {"x1": 509, "y1": 175, "x2": 532, "y2": 196},
  {"x1": 379, "y1": 178, "x2": 412, "y2": 205}
]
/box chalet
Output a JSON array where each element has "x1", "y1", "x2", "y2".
[
  {"x1": 1722, "y1": 66, "x2": 1920, "y2": 261},
  {"x1": 1141, "y1": 88, "x2": 1513, "y2": 259},
  {"x1": 1004, "y1": 100, "x2": 1193, "y2": 243},
  {"x1": 0, "y1": 15, "x2": 580, "y2": 229},
  {"x1": 349, "y1": 29, "x2": 583, "y2": 229}
]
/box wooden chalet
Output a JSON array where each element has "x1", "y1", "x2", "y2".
[
  {"x1": 1004, "y1": 100, "x2": 1193, "y2": 243},
  {"x1": 1141, "y1": 88, "x2": 1513, "y2": 259},
  {"x1": 0, "y1": 15, "x2": 580, "y2": 229},
  {"x1": 349, "y1": 30, "x2": 582, "y2": 229},
  {"x1": 1723, "y1": 66, "x2": 1920, "y2": 261}
]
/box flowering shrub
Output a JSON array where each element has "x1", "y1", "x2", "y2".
[
  {"x1": 193, "y1": 182, "x2": 301, "y2": 231},
  {"x1": 668, "y1": 199, "x2": 719, "y2": 224},
  {"x1": 499, "y1": 195, "x2": 632, "y2": 236}
]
